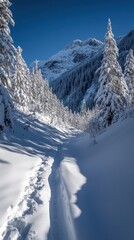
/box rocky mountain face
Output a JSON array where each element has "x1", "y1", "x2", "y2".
[
  {"x1": 37, "y1": 38, "x2": 103, "y2": 82},
  {"x1": 38, "y1": 30, "x2": 134, "y2": 112}
]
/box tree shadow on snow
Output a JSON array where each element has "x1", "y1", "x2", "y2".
[
  {"x1": 0, "y1": 159, "x2": 10, "y2": 164},
  {"x1": 0, "y1": 110, "x2": 67, "y2": 160}
]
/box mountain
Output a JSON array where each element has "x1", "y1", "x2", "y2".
[
  {"x1": 37, "y1": 30, "x2": 134, "y2": 112},
  {"x1": 34, "y1": 38, "x2": 103, "y2": 82}
]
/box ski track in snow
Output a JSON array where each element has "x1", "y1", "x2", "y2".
[
  {"x1": 0, "y1": 113, "x2": 86, "y2": 240},
  {"x1": 48, "y1": 143, "x2": 86, "y2": 240},
  {"x1": 0, "y1": 156, "x2": 53, "y2": 240},
  {"x1": 48, "y1": 168, "x2": 77, "y2": 240},
  {"x1": 48, "y1": 145, "x2": 77, "y2": 240},
  {"x1": 0, "y1": 141, "x2": 85, "y2": 240}
]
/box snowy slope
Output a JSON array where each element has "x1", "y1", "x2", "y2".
[
  {"x1": 0, "y1": 111, "x2": 134, "y2": 240},
  {"x1": 31, "y1": 38, "x2": 103, "y2": 82},
  {"x1": 70, "y1": 117, "x2": 134, "y2": 240}
]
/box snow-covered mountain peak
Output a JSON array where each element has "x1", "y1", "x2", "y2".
[
  {"x1": 31, "y1": 37, "x2": 103, "y2": 82},
  {"x1": 66, "y1": 38, "x2": 103, "y2": 49},
  {"x1": 84, "y1": 38, "x2": 103, "y2": 46}
]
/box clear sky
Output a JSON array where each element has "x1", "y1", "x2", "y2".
[{"x1": 11, "y1": 0, "x2": 134, "y2": 64}]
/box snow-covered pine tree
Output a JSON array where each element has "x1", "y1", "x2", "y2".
[
  {"x1": 30, "y1": 68, "x2": 37, "y2": 110},
  {"x1": 34, "y1": 61, "x2": 45, "y2": 110},
  {"x1": 30, "y1": 60, "x2": 84, "y2": 128},
  {"x1": 30, "y1": 60, "x2": 45, "y2": 112},
  {"x1": 95, "y1": 19, "x2": 128, "y2": 127},
  {"x1": 13, "y1": 46, "x2": 30, "y2": 109},
  {"x1": 0, "y1": 83, "x2": 13, "y2": 131},
  {"x1": 87, "y1": 107, "x2": 101, "y2": 142},
  {"x1": 0, "y1": 0, "x2": 15, "y2": 90},
  {"x1": 0, "y1": 0, "x2": 15, "y2": 130},
  {"x1": 42, "y1": 80, "x2": 51, "y2": 115},
  {"x1": 124, "y1": 49, "x2": 134, "y2": 105},
  {"x1": 80, "y1": 99, "x2": 87, "y2": 116},
  {"x1": 79, "y1": 99, "x2": 90, "y2": 130}
]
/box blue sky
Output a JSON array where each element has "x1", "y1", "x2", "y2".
[{"x1": 11, "y1": 0, "x2": 134, "y2": 64}]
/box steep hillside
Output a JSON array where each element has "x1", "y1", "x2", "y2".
[
  {"x1": 118, "y1": 30, "x2": 134, "y2": 70},
  {"x1": 37, "y1": 30, "x2": 134, "y2": 112},
  {"x1": 37, "y1": 38, "x2": 103, "y2": 82}
]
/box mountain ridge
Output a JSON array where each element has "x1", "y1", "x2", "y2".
[
  {"x1": 33, "y1": 29, "x2": 134, "y2": 112},
  {"x1": 31, "y1": 38, "x2": 103, "y2": 82}
]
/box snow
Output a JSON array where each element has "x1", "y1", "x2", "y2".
[
  {"x1": 0, "y1": 111, "x2": 83, "y2": 239},
  {"x1": 0, "y1": 146, "x2": 40, "y2": 223},
  {"x1": 70, "y1": 118, "x2": 134, "y2": 240},
  {"x1": 61, "y1": 157, "x2": 86, "y2": 218},
  {"x1": 31, "y1": 38, "x2": 103, "y2": 82},
  {"x1": 0, "y1": 111, "x2": 134, "y2": 240}
]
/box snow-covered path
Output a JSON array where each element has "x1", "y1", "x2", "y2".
[
  {"x1": 0, "y1": 156, "x2": 53, "y2": 240},
  {"x1": 0, "y1": 112, "x2": 134, "y2": 240},
  {"x1": 0, "y1": 112, "x2": 86, "y2": 240},
  {"x1": 47, "y1": 142, "x2": 86, "y2": 240}
]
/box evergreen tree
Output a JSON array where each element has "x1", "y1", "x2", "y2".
[
  {"x1": 34, "y1": 60, "x2": 45, "y2": 109},
  {"x1": 95, "y1": 19, "x2": 128, "y2": 127},
  {"x1": 0, "y1": 83, "x2": 13, "y2": 131},
  {"x1": 13, "y1": 46, "x2": 30, "y2": 108},
  {"x1": 80, "y1": 99, "x2": 87, "y2": 116},
  {"x1": 42, "y1": 80, "x2": 51, "y2": 114},
  {"x1": 29, "y1": 61, "x2": 83, "y2": 128},
  {"x1": 30, "y1": 60, "x2": 45, "y2": 111},
  {"x1": 0, "y1": 0, "x2": 15, "y2": 90},
  {"x1": 0, "y1": 0, "x2": 15, "y2": 130},
  {"x1": 124, "y1": 49, "x2": 134, "y2": 105}
]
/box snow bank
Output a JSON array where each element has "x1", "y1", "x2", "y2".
[
  {"x1": 70, "y1": 118, "x2": 134, "y2": 240},
  {"x1": 61, "y1": 157, "x2": 86, "y2": 218}
]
